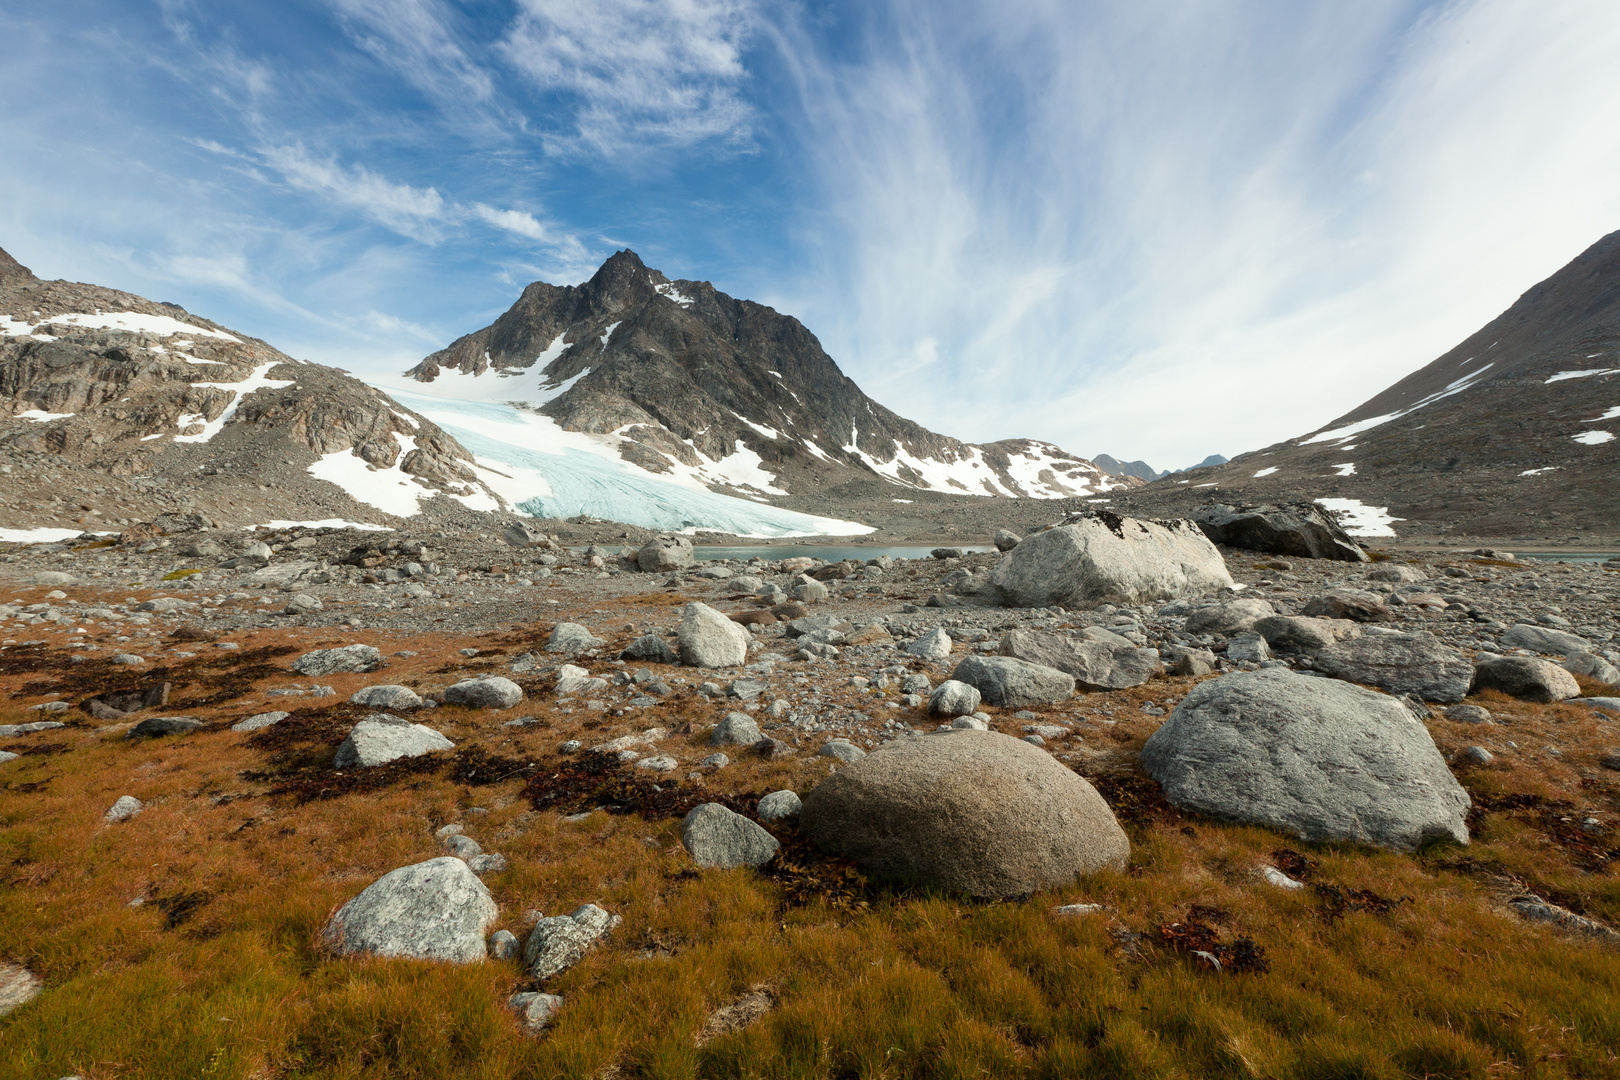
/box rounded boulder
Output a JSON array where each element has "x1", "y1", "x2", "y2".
[{"x1": 799, "y1": 729, "x2": 1129, "y2": 898}]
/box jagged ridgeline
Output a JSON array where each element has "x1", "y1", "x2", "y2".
[{"x1": 408, "y1": 250, "x2": 1120, "y2": 502}]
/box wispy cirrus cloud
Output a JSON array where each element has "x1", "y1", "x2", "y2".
[
  {"x1": 327, "y1": 0, "x2": 495, "y2": 107},
  {"x1": 499, "y1": 0, "x2": 762, "y2": 155}
]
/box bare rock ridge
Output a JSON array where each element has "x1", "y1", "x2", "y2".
[
  {"x1": 409, "y1": 249, "x2": 1118, "y2": 501},
  {"x1": 1114, "y1": 229, "x2": 1620, "y2": 541},
  {"x1": 0, "y1": 245, "x2": 502, "y2": 531}
]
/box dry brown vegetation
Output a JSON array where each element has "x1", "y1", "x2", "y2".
[{"x1": 1, "y1": 583, "x2": 1619, "y2": 1079}]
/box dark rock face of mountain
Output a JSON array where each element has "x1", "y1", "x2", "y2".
[
  {"x1": 410, "y1": 250, "x2": 1115, "y2": 500},
  {"x1": 1112, "y1": 231, "x2": 1620, "y2": 542},
  {"x1": 0, "y1": 246, "x2": 501, "y2": 530}
]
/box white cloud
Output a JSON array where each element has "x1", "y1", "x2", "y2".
[
  {"x1": 771, "y1": 0, "x2": 1620, "y2": 468},
  {"x1": 472, "y1": 203, "x2": 548, "y2": 241},
  {"x1": 263, "y1": 145, "x2": 449, "y2": 241},
  {"x1": 326, "y1": 0, "x2": 495, "y2": 107},
  {"x1": 499, "y1": 0, "x2": 760, "y2": 154}
]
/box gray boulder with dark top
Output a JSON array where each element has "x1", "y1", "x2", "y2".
[
  {"x1": 1311, "y1": 630, "x2": 1474, "y2": 702},
  {"x1": 951, "y1": 654, "x2": 1075, "y2": 706},
  {"x1": 1189, "y1": 502, "x2": 1369, "y2": 562},
  {"x1": 989, "y1": 511, "x2": 1233, "y2": 608},
  {"x1": 996, "y1": 629, "x2": 1161, "y2": 691}
]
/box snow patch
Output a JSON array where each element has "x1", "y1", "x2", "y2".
[
  {"x1": 599, "y1": 322, "x2": 620, "y2": 351},
  {"x1": 1519, "y1": 467, "x2": 1561, "y2": 476},
  {"x1": 0, "y1": 527, "x2": 108, "y2": 543},
  {"x1": 140, "y1": 433, "x2": 165, "y2": 442},
  {"x1": 1332, "y1": 463, "x2": 1356, "y2": 476},
  {"x1": 174, "y1": 362, "x2": 294, "y2": 443},
  {"x1": 1572, "y1": 430, "x2": 1615, "y2": 445},
  {"x1": 1546, "y1": 368, "x2": 1620, "y2": 383},
  {"x1": 307, "y1": 434, "x2": 432, "y2": 517},
  {"x1": 14, "y1": 409, "x2": 73, "y2": 422},
  {"x1": 891, "y1": 498, "x2": 913, "y2": 503},
  {"x1": 654, "y1": 281, "x2": 694, "y2": 307},
  {"x1": 42, "y1": 311, "x2": 240, "y2": 341},
  {"x1": 1303, "y1": 363, "x2": 1496, "y2": 445},
  {"x1": 253, "y1": 519, "x2": 392, "y2": 532},
  {"x1": 1315, "y1": 498, "x2": 1401, "y2": 538},
  {"x1": 732, "y1": 412, "x2": 779, "y2": 440},
  {"x1": 1583, "y1": 406, "x2": 1620, "y2": 422},
  {"x1": 1253, "y1": 467, "x2": 1279, "y2": 477}
]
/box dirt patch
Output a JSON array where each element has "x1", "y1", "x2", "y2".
[{"x1": 697, "y1": 985, "x2": 775, "y2": 1045}]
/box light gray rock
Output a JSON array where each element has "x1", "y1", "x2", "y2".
[
  {"x1": 710, "y1": 712, "x2": 763, "y2": 746},
  {"x1": 333, "y1": 714, "x2": 454, "y2": 768},
  {"x1": 1446, "y1": 704, "x2": 1493, "y2": 724},
  {"x1": 443, "y1": 833, "x2": 483, "y2": 860},
  {"x1": 547, "y1": 622, "x2": 605, "y2": 655},
  {"x1": 1501, "y1": 623, "x2": 1590, "y2": 656},
  {"x1": 28, "y1": 571, "x2": 76, "y2": 586},
  {"x1": 950, "y1": 655, "x2": 1075, "y2": 707},
  {"x1": 1564, "y1": 652, "x2": 1620, "y2": 687},
  {"x1": 1471, "y1": 657, "x2": 1581, "y2": 703},
  {"x1": 105, "y1": 795, "x2": 143, "y2": 822},
  {"x1": 701, "y1": 752, "x2": 730, "y2": 768},
  {"x1": 1140, "y1": 668, "x2": 1470, "y2": 851},
  {"x1": 0, "y1": 751, "x2": 16, "y2": 765},
  {"x1": 1368, "y1": 564, "x2": 1427, "y2": 583},
  {"x1": 468, "y1": 853, "x2": 508, "y2": 875},
  {"x1": 620, "y1": 634, "x2": 678, "y2": 664},
  {"x1": 681, "y1": 803, "x2": 780, "y2": 868},
  {"x1": 800, "y1": 729, "x2": 1129, "y2": 897},
  {"x1": 125, "y1": 716, "x2": 203, "y2": 739},
  {"x1": 996, "y1": 629, "x2": 1161, "y2": 691},
  {"x1": 1461, "y1": 746, "x2": 1494, "y2": 766},
  {"x1": 677, "y1": 602, "x2": 751, "y2": 668},
  {"x1": 905, "y1": 627, "x2": 953, "y2": 660},
  {"x1": 928, "y1": 680, "x2": 982, "y2": 717},
  {"x1": 510, "y1": 991, "x2": 565, "y2": 1031},
  {"x1": 0, "y1": 961, "x2": 42, "y2": 1017},
  {"x1": 792, "y1": 579, "x2": 830, "y2": 603},
  {"x1": 0, "y1": 721, "x2": 66, "y2": 737},
  {"x1": 757, "y1": 789, "x2": 803, "y2": 820},
  {"x1": 1185, "y1": 598, "x2": 1276, "y2": 637},
  {"x1": 293, "y1": 643, "x2": 383, "y2": 676},
  {"x1": 554, "y1": 665, "x2": 607, "y2": 696},
  {"x1": 502, "y1": 521, "x2": 548, "y2": 548},
  {"x1": 638, "y1": 534, "x2": 695, "y2": 572},
  {"x1": 283, "y1": 592, "x2": 323, "y2": 615},
  {"x1": 951, "y1": 715, "x2": 990, "y2": 730},
  {"x1": 727, "y1": 575, "x2": 764, "y2": 595},
  {"x1": 1226, "y1": 632, "x2": 1272, "y2": 663},
  {"x1": 994, "y1": 529, "x2": 1022, "y2": 552},
  {"x1": 902, "y1": 673, "x2": 933, "y2": 695},
  {"x1": 990, "y1": 511, "x2": 1234, "y2": 608},
  {"x1": 1254, "y1": 615, "x2": 1363, "y2": 655},
  {"x1": 323, "y1": 857, "x2": 498, "y2": 963},
  {"x1": 349, "y1": 685, "x2": 423, "y2": 710},
  {"x1": 817, "y1": 739, "x2": 866, "y2": 762},
  {"x1": 444, "y1": 676, "x2": 524, "y2": 709},
  {"x1": 231, "y1": 710, "x2": 290, "y2": 732},
  {"x1": 1311, "y1": 630, "x2": 1474, "y2": 703}
]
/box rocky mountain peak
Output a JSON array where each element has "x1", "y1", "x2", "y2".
[{"x1": 0, "y1": 246, "x2": 35, "y2": 286}]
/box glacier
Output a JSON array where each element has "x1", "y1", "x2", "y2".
[{"x1": 371, "y1": 382, "x2": 873, "y2": 538}]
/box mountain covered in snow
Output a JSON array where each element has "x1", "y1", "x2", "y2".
[
  {"x1": 1112, "y1": 229, "x2": 1620, "y2": 542},
  {"x1": 404, "y1": 250, "x2": 1120, "y2": 506},
  {"x1": 0, "y1": 245, "x2": 506, "y2": 538}
]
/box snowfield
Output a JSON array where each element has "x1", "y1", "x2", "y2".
[{"x1": 1315, "y1": 497, "x2": 1402, "y2": 538}]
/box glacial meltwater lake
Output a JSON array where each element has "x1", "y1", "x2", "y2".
[
  {"x1": 1510, "y1": 551, "x2": 1620, "y2": 564},
  {"x1": 692, "y1": 545, "x2": 993, "y2": 562}
]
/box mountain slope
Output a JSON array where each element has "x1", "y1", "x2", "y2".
[
  {"x1": 407, "y1": 250, "x2": 1119, "y2": 503},
  {"x1": 1113, "y1": 230, "x2": 1620, "y2": 543},
  {"x1": 0, "y1": 247, "x2": 504, "y2": 534}
]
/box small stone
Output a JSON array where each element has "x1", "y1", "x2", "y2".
[
  {"x1": 125, "y1": 716, "x2": 203, "y2": 739},
  {"x1": 443, "y1": 834, "x2": 484, "y2": 860},
  {"x1": 1260, "y1": 866, "x2": 1306, "y2": 890},
  {"x1": 951, "y1": 715, "x2": 989, "y2": 730},
  {"x1": 488, "y1": 929, "x2": 520, "y2": 960},
  {"x1": 817, "y1": 739, "x2": 867, "y2": 762},
  {"x1": 1445, "y1": 704, "x2": 1493, "y2": 724},
  {"x1": 1052, "y1": 903, "x2": 1104, "y2": 916},
  {"x1": 468, "y1": 853, "x2": 509, "y2": 876},
  {"x1": 559, "y1": 740, "x2": 582, "y2": 753},
  {"x1": 905, "y1": 627, "x2": 953, "y2": 660},
  {"x1": 710, "y1": 712, "x2": 763, "y2": 746},
  {"x1": 231, "y1": 710, "x2": 289, "y2": 732},
  {"x1": 636, "y1": 755, "x2": 679, "y2": 772},
  {"x1": 547, "y1": 622, "x2": 606, "y2": 655},
  {"x1": 1461, "y1": 745, "x2": 1494, "y2": 766},
  {"x1": 350, "y1": 685, "x2": 424, "y2": 710},
  {"x1": 757, "y1": 789, "x2": 803, "y2": 820},
  {"x1": 927, "y1": 680, "x2": 982, "y2": 717},
  {"x1": 444, "y1": 676, "x2": 524, "y2": 709},
  {"x1": 509, "y1": 991, "x2": 564, "y2": 1032},
  {"x1": 105, "y1": 795, "x2": 143, "y2": 822},
  {"x1": 0, "y1": 962, "x2": 43, "y2": 1018},
  {"x1": 1022, "y1": 734, "x2": 1046, "y2": 746},
  {"x1": 323, "y1": 858, "x2": 498, "y2": 963},
  {"x1": 701, "y1": 752, "x2": 730, "y2": 768},
  {"x1": 333, "y1": 714, "x2": 454, "y2": 768}
]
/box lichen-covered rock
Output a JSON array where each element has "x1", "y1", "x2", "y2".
[
  {"x1": 677, "y1": 602, "x2": 751, "y2": 668},
  {"x1": 323, "y1": 857, "x2": 499, "y2": 963},
  {"x1": 293, "y1": 643, "x2": 383, "y2": 676},
  {"x1": 680, "y1": 803, "x2": 781, "y2": 868},
  {"x1": 443, "y1": 676, "x2": 523, "y2": 709},
  {"x1": 525, "y1": 903, "x2": 621, "y2": 979},
  {"x1": 333, "y1": 714, "x2": 454, "y2": 768}
]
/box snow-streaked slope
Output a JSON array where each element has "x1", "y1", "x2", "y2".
[{"x1": 373, "y1": 380, "x2": 872, "y2": 537}]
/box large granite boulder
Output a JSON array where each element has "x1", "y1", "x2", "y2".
[
  {"x1": 677, "y1": 602, "x2": 751, "y2": 667},
  {"x1": 322, "y1": 857, "x2": 498, "y2": 963},
  {"x1": 989, "y1": 511, "x2": 1233, "y2": 608},
  {"x1": 1472, "y1": 657, "x2": 1581, "y2": 703},
  {"x1": 1140, "y1": 669, "x2": 1469, "y2": 851},
  {"x1": 638, "y1": 534, "x2": 695, "y2": 572},
  {"x1": 996, "y1": 629, "x2": 1162, "y2": 691},
  {"x1": 1189, "y1": 502, "x2": 1369, "y2": 562},
  {"x1": 1310, "y1": 630, "x2": 1474, "y2": 703},
  {"x1": 800, "y1": 729, "x2": 1128, "y2": 897},
  {"x1": 950, "y1": 655, "x2": 1075, "y2": 706}
]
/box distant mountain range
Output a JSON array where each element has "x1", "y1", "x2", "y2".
[
  {"x1": 1092, "y1": 452, "x2": 1228, "y2": 481},
  {"x1": 1114, "y1": 229, "x2": 1620, "y2": 541}
]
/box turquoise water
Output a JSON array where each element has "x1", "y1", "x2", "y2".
[{"x1": 692, "y1": 545, "x2": 993, "y2": 562}]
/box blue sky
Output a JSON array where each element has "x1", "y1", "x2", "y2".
[{"x1": 3, "y1": 0, "x2": 1620, "y2": 469}]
